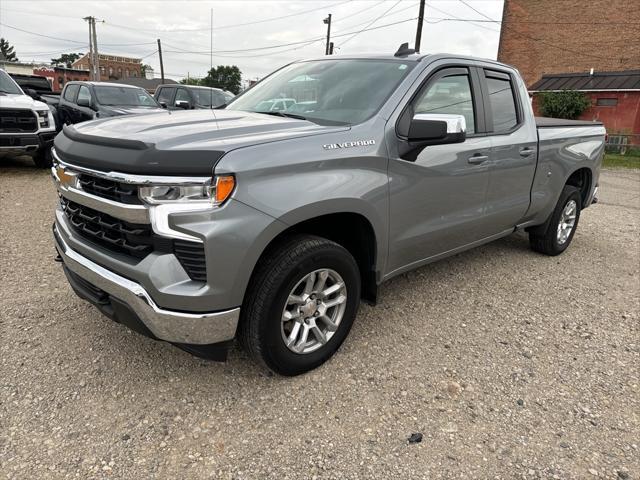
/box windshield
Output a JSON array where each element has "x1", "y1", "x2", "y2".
[
  {"x1": 192, "y1": 88, "x2": 226, "y2": 107},
  {"x1": 0, "y1": 70, "x2": 23, "y2": 95},
  {"x1": 226, "y1": 59, "x2": 415, "y2": 125},
  {"x1": 94, "y1": 86, "x2": 158, "y2": 107}
]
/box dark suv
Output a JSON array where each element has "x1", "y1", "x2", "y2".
[
  {"x1": 154, "y1": 84, "x2": 231, "y2": 110},
  {"x1": 57, "y1": 81, "x2": 164, "y2": 126}
]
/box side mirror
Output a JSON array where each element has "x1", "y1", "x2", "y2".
[
  {"x1": 77, "y1": 96, "x2": 93, "y2": 108},
  {"x1": 175, "y1": 100, "x2": 191, "y2": 109},
  {"x1": 25, "y1": 88, "x2": 40, "y2": 100},
  {"x1": 408, "y1": 113, "x2": 466, "y2": 145},
  {"x1": 159, "y1": 101, "x2": 167, "y2": 109}
]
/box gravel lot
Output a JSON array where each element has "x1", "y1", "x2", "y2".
[{"x1": 1, "y1": 155, "x2": 638, "y2": 480}]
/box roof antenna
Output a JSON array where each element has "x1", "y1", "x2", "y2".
[{"x1": 394, "y1": 42, "x2": 416, "y2": 57}]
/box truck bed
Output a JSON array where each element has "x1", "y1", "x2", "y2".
[{"x1": 535, "y1": 116, "x2": 603, "y2": 128}]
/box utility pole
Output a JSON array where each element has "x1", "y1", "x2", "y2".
[
  {"x1": 323, "y1": 14, "x2": 332, "y2": 55},
  {"x1": 84, "y1": 16, "x2": 94, "y2": 80},
  {"x1": 157, "y1": 39, "x2": 165, "y2": 84},
  {"x1": 83, "y1": 16, "x2": 101, "y2": 81},
  {"x1": 415, "y1": 0, "x2": 426, "y2": 52},
  {"x1": 92, "y1": 18, "x2": 100, "y2": 81}
]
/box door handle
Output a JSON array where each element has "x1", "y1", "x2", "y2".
[
  {"x1": 468, "y1": 154, "x2": 489, "y2": 165},
  {"x1": 519, "y1": 147, "x2": 536, "y2": 157}
]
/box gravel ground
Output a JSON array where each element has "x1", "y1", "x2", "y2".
[{"x1": 1, "y1": 155, "x2": 638, "y2": 480}]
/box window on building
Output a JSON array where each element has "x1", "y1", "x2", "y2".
[
  {"x1": 109, "y1": 66, "x2": 114, "y2": 77},
  {"x1": 596, "y1": 98, "x2": 617, "y2": 106},
  {"x1": 133, "y1": 71, "x2": 138, "y2": 78},
  {"x1": 414, "y1": 72, "x2": 476, "y2": 134},
  {"x1": 125, "y1": 68, "x2": 130, "y2": 77},
  {"x1": 58, "y1": 76, "x2": 64, "y2": 87},
  {"x1": 485, "y1": 70, "x2": 519, "y2": 133}
]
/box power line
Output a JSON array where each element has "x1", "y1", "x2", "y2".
[
  {"x1": 162, "y1": 17, "x2": 417, "y2": 55},
  {"x1": 104, "y1": 0, "x2": 353, "y2": 34},
  {"x1": 453, "y1": 0, "x2": 618, "y2": 62},
  {"x1": 338, "y1": 0, "x2": 403, "y2": 47},
  {"x1": 0, "y1": 21, "x2": 157, "y2": 47}
]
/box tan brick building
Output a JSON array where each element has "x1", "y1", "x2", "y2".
[
  {"x1": 72, "y1": 53, "x2": 142, "y2": 81},
  {"x1": 497, "y1": 0, "x2": 640, "y2": 87}
]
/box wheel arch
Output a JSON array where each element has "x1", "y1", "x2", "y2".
[
  {"x1": 564, "y1": 166, "x2": 592, "y2": 206},
  {"x1": 247, "y1": 208, "x2": 382, "y2": 305}
]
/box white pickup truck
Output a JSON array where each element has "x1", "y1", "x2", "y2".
[{"x1": 0, "y1": 69, "x2": 57, "y2": 167}]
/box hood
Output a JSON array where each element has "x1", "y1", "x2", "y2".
[
  {"x1": 99, "y1": 105, "x2": 165, "y2": 117},
  {"x1": 0, "y1": 93, "x2": 49, "y2": 111},
  {"x1": 53, "y1": 109, "x2": 349, "y2": 175}
]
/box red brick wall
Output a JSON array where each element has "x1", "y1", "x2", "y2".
[
  {"x1": 72, "y1": 53, "x2": 141, "y2": 81},
  {"x1": 532, "y1": 91, "x2": 640, "y2": 138},
  {"x1": 498, "y1": 0, "x2": 640, "y2": 87}
]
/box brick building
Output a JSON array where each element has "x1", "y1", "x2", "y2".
[
  {"x1": 32, "y1": 66, "x2": 90, "y2": 92},
  {"x1": 72, "y1": 53, "x2": 142, "y2": 81},
  {"x1": 497, "y1": 0, "x2": 640, "y2": 88}
]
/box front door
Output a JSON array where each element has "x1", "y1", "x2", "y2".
[{"x1": 387, "y1": 66, "x2": 493, "y2": 275}]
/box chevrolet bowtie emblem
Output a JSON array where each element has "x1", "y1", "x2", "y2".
[{"x1": 56, "y1": 165, "x2": 77, "y2": 189}]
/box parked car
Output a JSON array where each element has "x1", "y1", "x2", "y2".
[
  {"x1": 154, "y1": 84, "x2": 228, "y2": 110},
  {"x1": 9, "y1": 73, "x2": 63, "y2": 129},
  {"x1": 255, "y1": 97, "x2": 296, "y2": 112},
  {"x1": 56, "y1": 81, "x2": 164, "y2": 126},
  {"x1": 0, "y1": 69, "x2": 56, "y2": 167},
  {"x1": 51, "y1": 49, "x2": 604, "y2": 375}
]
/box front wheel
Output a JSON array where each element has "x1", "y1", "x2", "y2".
[
  {"x1": 529, "y1": 185, "x2": 582, "y2": 256},
  {"x1": 239, "y1": 235, "x2": 361, "y2": 376}
]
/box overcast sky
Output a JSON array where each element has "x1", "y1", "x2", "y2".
[{"x1": 0, "y1": 0, "x2": 504, "y2": 81}]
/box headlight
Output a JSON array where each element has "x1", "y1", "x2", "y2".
[
  {"x1": 138, "y1": 175, "x2": 235, "y2": 207},
  {"x1": 36, "y1": 109, "x2": 50, "y2": 128}
]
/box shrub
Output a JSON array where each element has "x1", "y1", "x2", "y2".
[{"x1": 537, "y1": 90, "x2": 592, "y2": 119}]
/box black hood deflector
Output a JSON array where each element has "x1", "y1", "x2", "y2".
[{"x1": 54, "y1": 125, "x2": 223, "y2": 176}]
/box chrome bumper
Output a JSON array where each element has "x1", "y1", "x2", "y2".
[{"x1": 54, "y1": 225, "x2": 240, "y2": 345}]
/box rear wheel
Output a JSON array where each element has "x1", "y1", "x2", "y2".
[
  {"x1": 239, "y1": 235, "x2": 361, "y2": 376},
  {"x1": 529, "y1": 185, "x2": 581, "y2": 256}
]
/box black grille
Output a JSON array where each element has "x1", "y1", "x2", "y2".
[
  {"x1": 62, "y1": 198, "x2": 155, "y2": 258},
  {"x1": 78, "y1": 175, "x2": 141, "y2": 205},
  {"x1": 174, "y1": 240, "x2": 207, "y2": 282},
  {"x1": 61, "y1": 198, "x2": 207, "y2": 281},
  {"x1": 0, "y1": 109, "x2": 38, "y2": 133}
]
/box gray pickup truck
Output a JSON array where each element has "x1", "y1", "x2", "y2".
[{"x1": 51, "y1": 50, "x2": 604, "y2": 375}]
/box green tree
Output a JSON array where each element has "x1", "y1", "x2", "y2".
[
  {"x1": 140, "y1": 64, "x2": 152, "y2": 77},
  {"x1": 537, "y1": 90, "x2": 592, "y2": 120},
  {"x1": 51, "y1": 53, "x2": 81, "y2": 68},
  {"x1": 179, "y1": 77, "x2": 202, "y2": 86},
  {"x1": 201, "y1": 65, "x2": 242, "y2": 94},
  {"x1": 0, "y1": 38, "x2": 18, "y2": 62}
]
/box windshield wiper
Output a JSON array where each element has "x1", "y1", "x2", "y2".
[{"x1": 256, "y1": 111, "x2": 308, "y2": 121}]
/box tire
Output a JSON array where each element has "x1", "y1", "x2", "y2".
[
  {"x1": 238, "y1": 234, "x2": 361, "y2": 376},
  {"x1": 529, "y1": 185, "x2": 581, "y2": 256},
  {"x1": 32, "y1": 147, "x2": 53, "y2": 168}
]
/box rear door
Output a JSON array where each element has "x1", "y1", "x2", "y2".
[
  {"x1": 480, "y1": 67, "x2": 538, "y2": 229},
  {"x1": 387, "y1": 65, "x2": 492, "y2": 274}
]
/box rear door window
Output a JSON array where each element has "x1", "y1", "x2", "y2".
[
  {"x1": 175, "y1": 88, "x2": 191, "y2": 105},
  {"x1": 63, "y1": 84, "x2": 80, "y2": 102},
  {"x1": 484, "y1": 71, "x2": 519, "y2": 133}
]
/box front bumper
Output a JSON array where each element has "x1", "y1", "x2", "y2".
[
  {"x1": 53, "y1": 224, "x2": 240, "y2": 346},
  {"x1": 0, "y1": 130, "x2": 56, "y2": 153}
]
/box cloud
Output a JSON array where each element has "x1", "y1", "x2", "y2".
[{"x1": 0, "y1": 0, "x2": 504, "y2": 81}]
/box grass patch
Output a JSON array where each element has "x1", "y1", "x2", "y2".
[{"x1": 603, "y1": 154, "x2": 640, "y2": 169}]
